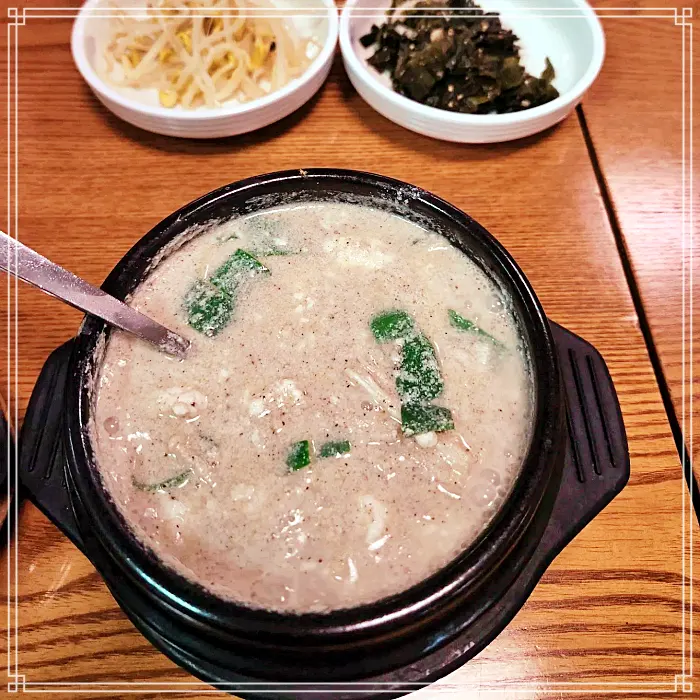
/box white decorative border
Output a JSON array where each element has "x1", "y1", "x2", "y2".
[{"x1": 3, "y1": 3, "x2": 694, "y2": 695}]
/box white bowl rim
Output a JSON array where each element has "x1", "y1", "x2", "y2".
[
  {"x1": 71, "y1": 0, "x2": 340, "y2": 121},
  {"x1": 339, "y1": 0, "x2": 605, "y2": 126}
]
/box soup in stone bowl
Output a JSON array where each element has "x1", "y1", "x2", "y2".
[{"x1": 18, "y1": 170, "x2": 628, "y2": 697}]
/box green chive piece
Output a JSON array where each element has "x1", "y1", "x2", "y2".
[
  {"x1": 318, "y1": 440, "x2": 351, "y2": 458},
  {"x1": 286, "y1": 440, "x2": 311, "y2": 471},
  {"x1": 401, "y1": 404, "x2": 454, "y2": 437},
  {"x1": 186, "y1": 249, "x2": 270, "y2": 337},
  {"x1": 210, "y1": 249, "x2": 269, "y2": 296},
  {"x1": 132, "y1": 469, "x2": 193, "y2": 492},
  {"x1": 185, "y1": 280, "x2": 234, "y2": 337},
  {"x1": 396, "y1": 333, "x2": 444, "y2": 403},
  {"x1": 448, "y1": 309, "x2": 504, "y2": 347},
  {"x1": 370, "y1": 309, "x2": 415, "y2": 342}
]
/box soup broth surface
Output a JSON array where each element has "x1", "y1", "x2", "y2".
[{"x1": 93, "y1": 202, "x2": 533, "y2": 612}]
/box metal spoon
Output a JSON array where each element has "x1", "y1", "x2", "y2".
[{"x1": 0, "y1": 231, "x2": 190, "y2": 359}]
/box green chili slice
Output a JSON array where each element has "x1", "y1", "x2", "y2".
[
  {"x1": 401, "y1": 404, "x2": 454, "y2": 437},
  {"x1": 370, "y1": 310, "x2": 415, "y2": 342},
  {"x1": 185, "y1": 281, "x2": 234, "y2": 337},
  {"x1": 318, "y1": 440, "x2": 351, "y2": 458},
  {"x1": 286, "y1": 440, "x2": 312, "y2": 471},
  {"x1": 396, "y1": 333, "x2": 444, "y2": 403},
  {"x1": 448, "y1": 309, "x2": 504, "y2": 348}
]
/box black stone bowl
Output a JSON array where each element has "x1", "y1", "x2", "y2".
[{"x1": 18, "y1": 169, "x2": 630, "y2": 699}]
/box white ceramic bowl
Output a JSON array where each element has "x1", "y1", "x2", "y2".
[
  {"x1": 72, "y1": 0, "x2": 339, "y2": 139},
  {"x1": 340, "y1": 0, "x2": 604, "y2": 143}
]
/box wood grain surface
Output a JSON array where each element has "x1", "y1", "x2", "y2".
[
  {"x1": 0, "y1": 4, "x2": 697, "y2": 698},
  {"x1": 582, "y1": 0, "x2": 699, "y2": 479},
  {"x1": 0, "y1": 391, "x2": 10, "y2": 528}
]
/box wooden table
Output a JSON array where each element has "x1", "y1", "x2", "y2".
[
  {"x1": 583, "y1": 1, "x2": 699, "y2": 480},
  {"x1": 0, "y1": 4, "x2": 697, "y2": 698}
]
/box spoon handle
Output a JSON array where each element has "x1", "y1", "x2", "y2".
[{"x1": 0, "y1": 231, "x2": 189, "y2": 359}]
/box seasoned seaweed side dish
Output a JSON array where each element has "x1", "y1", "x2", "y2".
[{"x1": 360, "y1": 0, "x2": 559, "y2": 114}]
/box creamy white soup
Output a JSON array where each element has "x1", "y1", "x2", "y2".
[{"x1": 92, "y1": 201, "x2": 533, "y2": 612}]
